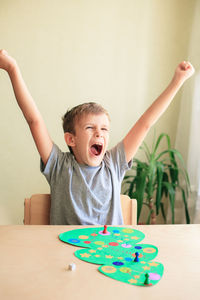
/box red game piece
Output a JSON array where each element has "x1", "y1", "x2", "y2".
[{"x1": 103, "y1": 225, "x2": 107, "y2": 234}]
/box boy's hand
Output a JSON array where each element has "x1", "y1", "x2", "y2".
[
  {"x1": 174, "y1": 61, "x2": 195, "y2": 84},
  {"x1": 0, "y1": 49, "x2": 16, "y2": 73}
]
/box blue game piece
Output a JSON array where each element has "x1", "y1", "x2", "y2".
[{"x1": 134, "y1": 251, "x2": 139, "y2": 262}]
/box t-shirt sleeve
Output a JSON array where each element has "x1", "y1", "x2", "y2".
[
  {"x1": 40, "y1": 144, "x2": 66, "y2": 184},
  {"x1": 105, "y1": 140, "x2": 132, "y2": 181}
]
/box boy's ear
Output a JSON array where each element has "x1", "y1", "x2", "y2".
[{"x1": 64, "y1": 132, "x2": 76, "y2": 147}]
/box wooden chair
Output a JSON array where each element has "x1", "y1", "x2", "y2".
[
  {"x1": 120, "y1": 194, "x2": 137, "y2": 225},
  {"x1": 24, "y1": 194, "x2": 137, "y2": 225}
]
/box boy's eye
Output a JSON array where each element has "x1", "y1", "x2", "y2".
[
  {"x1": 102, "y1": 128, "x2": 108, "y2": 131},
  {"x1": 86, "y1": 126, "x2": 93, "y2": 129}
]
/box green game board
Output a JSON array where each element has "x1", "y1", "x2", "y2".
[{"x1": 59, "y1": 226, "x2": 164, "y2": 286}]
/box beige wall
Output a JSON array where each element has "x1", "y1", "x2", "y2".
[
  {"x1": 0, "y1": 0, "x2": 196, "y2": 224},
  {"x1": 176, "y1": 0, "x2": 200, "y2": 186}
]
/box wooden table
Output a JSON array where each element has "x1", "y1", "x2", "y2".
[{"x1": 0, "y1": 225, "x2": 200, "y2": 300}]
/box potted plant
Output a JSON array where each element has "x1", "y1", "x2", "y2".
[{"x1": 122, "y1": 133, "x2": 190, "y2": 224}]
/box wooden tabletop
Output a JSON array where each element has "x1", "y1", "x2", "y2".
[{"x1": 0, "y1": 225, "x2": 200, "y2": 300}]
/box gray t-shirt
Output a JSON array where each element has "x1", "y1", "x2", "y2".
[{"x1": 41, "y1": 141, "x2": 131, "y2": 225}]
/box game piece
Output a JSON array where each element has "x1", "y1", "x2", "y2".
[
  {"x1": 103, "y1": 225, "x2": 107, "y2": 234},
  {"x1": 68, "y1": 263, "x2": 76, "y2": 271},
  {"x1": 134, "y1": 252, "x2": 140, "y2": 262},
  {"x1": 144, "y1": 273, "x2": 150, "y2": 285}
]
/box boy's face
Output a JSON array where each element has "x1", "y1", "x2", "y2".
[{"x1": 66, "y1": 113, "x2": 110, "y2": 167}]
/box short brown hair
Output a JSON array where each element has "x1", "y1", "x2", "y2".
[{"x1": 62, "y1": 102, "x2": 110, "y2": 134}]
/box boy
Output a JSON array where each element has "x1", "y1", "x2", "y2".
[{"x1": 0, "y1": 49, "x2": 195, "y2": 225}]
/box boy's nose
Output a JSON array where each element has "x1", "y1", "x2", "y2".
[{"x1": 95, "y1": 129, "x2": 102, "y2": 137}]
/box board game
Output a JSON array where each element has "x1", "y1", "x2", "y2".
[{"x1": 59, "y1": 226, "x2": 164, "y2": 286}]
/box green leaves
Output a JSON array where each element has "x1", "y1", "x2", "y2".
[{"x1": 122, "y1": 133, "x2": 190, "y2": 224}]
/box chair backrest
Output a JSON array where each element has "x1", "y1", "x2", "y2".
[
  {"x1": 120, "y1": 194, "x2": 137, "y2": 225},
  {"x1": 24, "y1": 194, "x2": 137, "y2": 225},
  {"x1": 24, "y1": 194, "x2": 51, "y2": 225}
]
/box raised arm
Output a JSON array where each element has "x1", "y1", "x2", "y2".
[
  {"x1": 123, "y1": 61, "x2": 195, "y2": 162},
  {"x1": 0, "y1": 50, "x2": 53, "y2": 165}
]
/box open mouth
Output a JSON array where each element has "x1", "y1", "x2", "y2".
[{"x1": 90, "y1": 143, "x2": 103, "y2": 156}]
